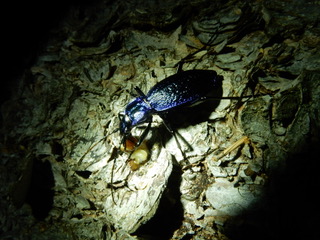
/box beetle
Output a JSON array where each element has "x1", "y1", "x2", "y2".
[
  {"x1": 119, "y1": 69, "x2": 224, "y2": 153},
  {"x1": 79, "y1": 69, "x2": 253, "y2": 203},
  {"x1": 79, "y1": 68, "x2": 255, "y2": 169}
]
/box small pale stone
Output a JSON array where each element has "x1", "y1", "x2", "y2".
[{"x1": 206, "y1": 178, "x2": 262, "y2": 216}]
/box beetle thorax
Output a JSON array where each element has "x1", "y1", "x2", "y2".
[{"x1": 125, "y1": 97, "x2": 152, "y2": 126}]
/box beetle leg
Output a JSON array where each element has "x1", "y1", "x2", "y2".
[
  {"x1": 160, "y1": 114, "x2": 189, "y2": 166},
  {"x1": 136, "y1": 118, "x2": 152, "y2": 147},
  {"x1": 134, "y1": 86, "x2": 147, "y2": 98}
]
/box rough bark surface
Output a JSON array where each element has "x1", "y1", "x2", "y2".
[{"x1": 1, "y1": 0, "x2": 319, "y2": 239}]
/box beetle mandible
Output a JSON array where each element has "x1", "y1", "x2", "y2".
[{"x1": 118, "y1": 69, "x2": 223, "y2": 152}]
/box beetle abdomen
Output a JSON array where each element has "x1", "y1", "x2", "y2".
[{"x1": 147, "y1": 70, "x2": 222, "y2": 112}]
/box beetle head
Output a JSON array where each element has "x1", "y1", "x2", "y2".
[
  {"x1": 119, "y1": 97, "x2": 152, "y2": 147},
  {"x1": 119, "y1": 112, "x2": 131, "y2": 135}
]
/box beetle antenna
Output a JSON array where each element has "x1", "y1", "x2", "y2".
[
  {"x1": 110, "y1": 149, "x2": 118, "y2": 205},
  {"x1": 77, "y1": 127, "x2": 122, "y2": 205},
  {"x1": 204, "y1": 93, "x2": 269, "y2": 101},
  {"x1": 134, "y1": 86, "x2": 147, "y2": 98},
  {"x1": 78, "y1": 128, "x2": 119, "y2": 165},
  {"x1": 110, "y1": 146, "x2": 137, "y2": 205}
]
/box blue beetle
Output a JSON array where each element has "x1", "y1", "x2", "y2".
[{"x1": 119, "y1": 70, "x2": 223, "y2": 149}]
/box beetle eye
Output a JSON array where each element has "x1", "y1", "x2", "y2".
[
  {"x1": 124, "y1": 115, "x2": 131, "y2": 124},
  {"x1": 120, "y1": 114, "x2": 132, "y2": 135},
  {"x1": 118, "y1": 112, "x2": 125, "y2": 121}
]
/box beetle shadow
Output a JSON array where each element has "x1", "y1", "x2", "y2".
[{"x1": 134, "y1": 164, "x2": 183, "y2": 239}]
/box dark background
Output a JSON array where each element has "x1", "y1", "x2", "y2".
[{"x1": 1, "y1": 1, "x2": 72, "y2": 104}]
